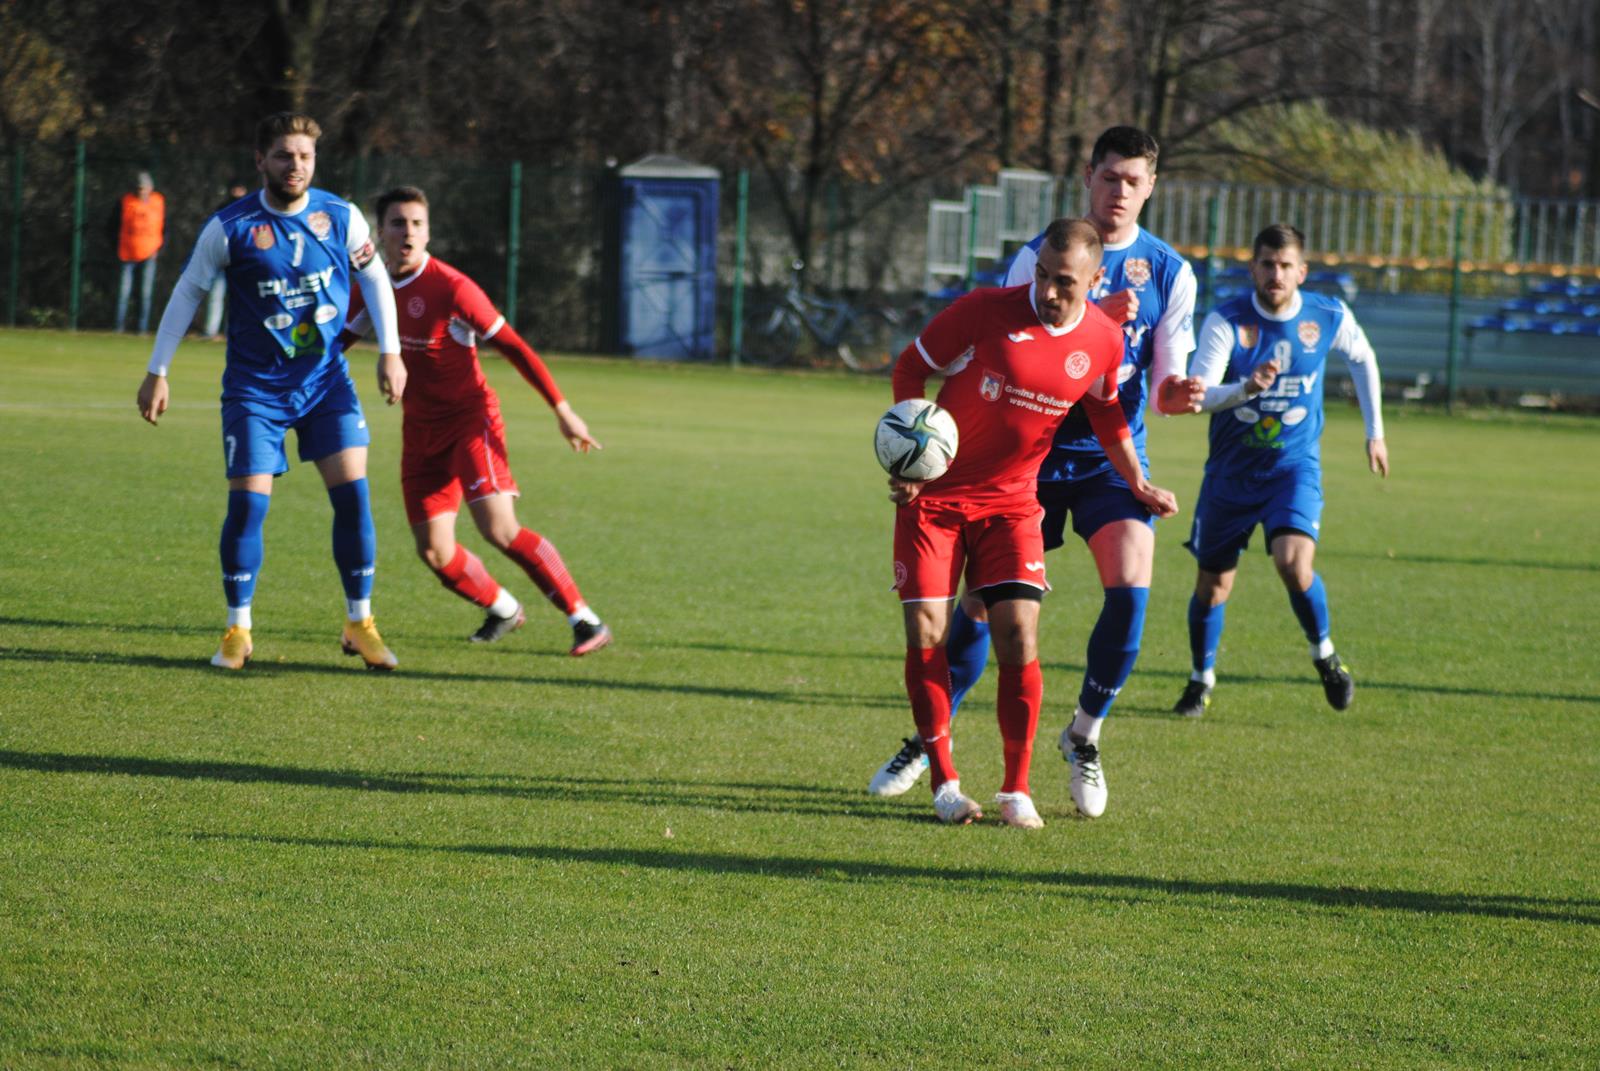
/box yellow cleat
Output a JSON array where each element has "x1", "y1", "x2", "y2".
[
  {"x1": 340, "y1": 616, "x2": 398, "y2": 671},
  {"x1": 210, "y1": 626, "x2": 253, "y2": 670}
]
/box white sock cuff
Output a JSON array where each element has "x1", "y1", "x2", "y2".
[{"x1": 489, "y1": 589, "x2": 519, "y2": 618}]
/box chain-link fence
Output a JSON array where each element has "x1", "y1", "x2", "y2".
[
  {"x1": 5, "y1": 138, "x2": 1599, "y2": 404},
  {"x1": 0, "y1": 139, "x2": 950, "y2": 355}
]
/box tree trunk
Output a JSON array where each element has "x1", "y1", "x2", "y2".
[{"x1": 1038, "y1": 0, "x2": 1063, "y2": 173}]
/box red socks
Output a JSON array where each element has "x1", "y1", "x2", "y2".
[
  {"x1": 997, "y1": 660, "x2": 1042, "y2": 795},
  {"x1": 433, "y1": 545, "x2": 500, "y2": 608},
  {"x1": 506, "y1": 529, "x2": 582, "y2": 614},
  {"x1": 905, "y1": 647, "x2": 958, "y2": 788}
]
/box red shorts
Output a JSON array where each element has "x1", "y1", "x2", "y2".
[
  {"x1": 401, "y1": 413, "x2": 520, "y2": 525},
  {"x1": 892, "y1": 496, "x2": 1048, "y2": 602}
]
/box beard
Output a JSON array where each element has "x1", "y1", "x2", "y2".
[{"x1": 264, "y1": 173, "x2": 308, "y2": 204}]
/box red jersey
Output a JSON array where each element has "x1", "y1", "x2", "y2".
[
  {"x1": 893, "y1": 284, "x2": 1128, "y2": 508},
  {"x1": 346, "y1": 254, "x2": 562, "y2": 427}
]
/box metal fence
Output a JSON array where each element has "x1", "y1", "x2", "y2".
[
  {"x1": 5, "y1": 136, "x2": 1600, "y2": 404},
  {"x1": 927, "y1": 172, "x2": 1600, "y2": 282}
]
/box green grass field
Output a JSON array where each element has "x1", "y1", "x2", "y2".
[{"x1": 2, "y1": 328, "x2": 1597, "y2": 1068}]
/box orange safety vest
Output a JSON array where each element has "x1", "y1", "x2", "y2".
[{"x1": 118, "y1": 191, "x2": 165, "y2": 262}]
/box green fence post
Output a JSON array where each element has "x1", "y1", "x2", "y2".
[
  {"x1": 1445, "y1": 205, "x2": 1464, "y2": 414},
  {"x1": 730, "y1": 168, "x2": 749, "y2": 367},
  {"x1": 7, "y1": 144, "x2": 22, "y2": 326},
  {"x1": 69, "y1": 141, "x2": 86, "y2": 331},
  {"x1": 506, "y1": 160, "x2": 522, "y2": 328},
  {"x1": 826, "y1": 178, "x2": 840, "y2": 291},
  {"x1": 963, "y1": 187, "x2": 979, "y2": 290},
  {"x1": 1203, "y1": 194, "x2": 1220, "y2": 305}
]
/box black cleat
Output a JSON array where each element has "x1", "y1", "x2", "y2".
[
  {"x1": 470, "y1": 605, "x2": 526, "y2": 643},
  {"x1": 570, "y1": 619, "x2": 613, "y2": 656},
  {"x1": 1314, "y1": 653, "x2": 1355, "y2": 710},
  {"x1": 1173, "y1": 679, "x2": 1212, "y2": 718}
]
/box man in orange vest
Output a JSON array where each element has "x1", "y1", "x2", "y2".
[{"x1": 115, "y1": 171, "x2": 165, "y2": 333}]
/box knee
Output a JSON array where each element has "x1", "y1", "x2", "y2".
[
  {"x1": 1272, "y1": 556, "x2": 1310, "y2": 590},
  {"x1": 475, "y1": 518, "x2": 521, "y2": 551},
  {"x1": 1197, "y1": 572, "x2": 1232, "y2": 606},
  {"x1": 418, "y1": 544, "x2": 452, "y2": 572}
]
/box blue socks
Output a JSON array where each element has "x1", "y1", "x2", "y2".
[
  {"x1": 1188, "y1": 595, "x2": 1226, "y2": 675},
  {"x1": 1078, "y1": 586, "x2": 1149, "y2": 718},
  {"x1": 327, "y1": 478, "x2": 376, "y2": 604},
  {"x1": 945, "y1": 601, "x2": 992, "y2": 719},
  {"x1": 220, "y1": 490, "x2": 270, "y2": 611},
  {"x1": 1287, "y1": 573, "x2": 1331, "y2": 646}
]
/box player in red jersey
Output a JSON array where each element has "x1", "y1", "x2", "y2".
[
  {"x1": 889, "y1": 218, "x2": 1178, "y2": 827},
  {"x1": 344, "y1": 186, "x2": 611, "y2": 654}
]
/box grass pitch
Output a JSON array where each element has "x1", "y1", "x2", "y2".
[{"x1": 1, "y1": 328, "x2": 1597, "y2": 1068}]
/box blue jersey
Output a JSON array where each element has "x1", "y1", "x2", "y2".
[
  {"x1": 195, "y1": 189, "x2": 375, "y2": 401},
  {"x1": 1199, "y1": 291, "x2": 1353, "y2": 480},
  {"x1": 1007, "y1": 227, "x2": 1195, "y2": 482}
]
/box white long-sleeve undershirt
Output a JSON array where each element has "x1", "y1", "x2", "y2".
[
  {"x1": 1190, "y1": 292, "x2": 1384, "y2": 440},
  {"x1": 144, "y1": 194, "x2": 399, "y2": 377}
]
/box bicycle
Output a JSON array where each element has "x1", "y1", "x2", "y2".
[{"x1": 740, "y1": 261, "x2": 918, "y2": 373}]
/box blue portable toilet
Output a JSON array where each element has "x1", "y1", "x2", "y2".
[{"x1": 608, "y1": 155, "x2": 720, "y2": 360}]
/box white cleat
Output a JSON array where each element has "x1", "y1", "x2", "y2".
[
  {"x1": 932, "y1": 780, "x2": 983, "y2": 824},
  {"x1": 1061, "y1": 729, "x2": 1107, "y2": 818},
  {"x1": 868, "y1": 736, "x2": 930, "y2": 797},
  {"x1": 994, "y1": 791, "x2": 1044, "y2": 830}
]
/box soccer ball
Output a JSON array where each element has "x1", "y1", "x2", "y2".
[{"x1": 874, "y1": 399, "x2": 959, "y2": 482}]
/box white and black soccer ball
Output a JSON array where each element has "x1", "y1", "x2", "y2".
[{"x1": 874, "y1": 399, "x2": 959, "y2": 482}]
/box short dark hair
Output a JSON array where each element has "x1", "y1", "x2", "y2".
[
  {"x1": 376, "y1": 185, "x2": 429, "y2": 225},
  {"x1": 255, "y1": 112, "x2": 322, "y2": 155},
  {"x1": 1041, "y1": 217, "x2": 1103, "y2": 259},
  {"x1": 1089, "y1": 126, "x2": 1160, "y2": 171},
  {"x1": 1253, "y1": 223, "x2": 1306, "y2": 258}
]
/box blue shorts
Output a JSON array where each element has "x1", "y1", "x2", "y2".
[
  {"x1": 1184, "y1": 467, "x2": 1323, "y2": 572},
  {"x1": 220, "y1": 370, "x2": 370, "y2": 478},
  {"x1": 1037, "y1": 469, "x2": 1155, "y2": 552}
]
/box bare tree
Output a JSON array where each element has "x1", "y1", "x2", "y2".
[
  {"x1": 1459, "y1": 0, "x2": 1559, "y2": 185},
  {"x1": 691, "y1": 0, "x2": 990, "y2": 275}
]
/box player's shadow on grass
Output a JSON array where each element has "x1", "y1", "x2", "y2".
[
  {"x1": 0, "y1": 749, "x2": 928, "y2": 824},
  {"x1": 0, "y1": 646, "x2": 904, "y2": 710},
  {"x1": 1319, "y1": 548, "x2": 1600, "y2": 573},
  {"x1": 637, "y1": 639, "x2": 906, "y2": 664},
  {"x1": 1081, "y1": 661, "x2": 1600, "y2": 709},
  {"x1": 204, "y1": 831, "x2": 1600, "y2": 928}
]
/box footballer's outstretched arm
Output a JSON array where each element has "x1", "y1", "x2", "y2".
[
  {"x1": 1151, "y1": 261, "x2": 1204, "y2": 414},
  {"x1": 1081, "y1": 388, "x2": 1179, "y2": 517},
  {"x1": 886, "y1": 295, "x2": 980, "y2": 504},
  {"x1": 138, "y1": 218, "x2": 228, "y2": 425},
  {"x1": 1333, "y1": 303, "x2": 1388, "y2": 477},
  {"x1": 481, "y1": 323, "x2": 600, "y2": 453},
  {"x1": 348, "y1": 210, "x2": 404, "y2": 405}
]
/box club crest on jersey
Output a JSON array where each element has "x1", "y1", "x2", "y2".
[
  {"x1": 407, "y1": 295, "x2": 426, "y2": 318},
  {"x1": 305, "y1": 211, "x2": 332, "y2": 241},
  {"x1": 1007, "y1": 329, "x2": 1035, "y2": 343},
  {"x1": 980, "y1": 371, "x2": 1004, "y2": 401},
  {"x1": 892, "y1": 560, "x2": 908, "y2": 591},
  {"x1": 250, "y1": 224, "x2": 275, "y2": 251},
  {"x1": 1236, "y1": 323, "x2": 1259, "y2": 348},
  {"x1": 1064, "y1": 351, "x2": 1092, "y2": 379},
  {"x1": 1122, "y1": 258, "x2": 1152, "y2": 288},
  {"x1": 1297, "y1": 320, "x2": 1321, "y2": 349}
]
